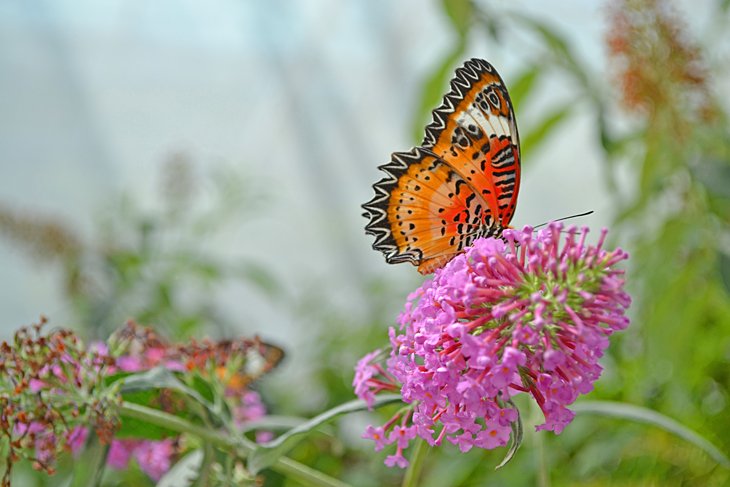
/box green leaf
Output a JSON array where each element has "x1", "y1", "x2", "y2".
[
  {"x1": 495, "y1": 398, "x2": 523, "y2": 469},
  {"x1": 70, "y1": 433, "x2": 109, "y2": 487},
  {"x1": 121, "y1": 367, "x2": 209, "y2": 407},
  {"x1": 120, "y1": 401, "x2": 235, "y2": 451},
  {"x1": 118, "y1": 367, "x2": 219, "y2": 436},
  {"x1": 441, "y1": 0, "x2": 474, "y2": 37},
  {"x1": 191, "y1": 444, "x2": 216, "y2": 487},
  {"x1": 412, "y1": 45, "x2": 466, "y2": 142},
  {"x1": 166, "y1": 251, "x2": 222, "y2": 281},
  {"x1": 507, "y1": 64, "x2": 543, "y2": 112},
  {"x1": 509, "y1": 13, "x2": 590, "y2": 88},
  {"x1": 237, "y1": 415, "x2": 307, "y2": 433},
  {"x1": 717, "y1": 251, "x2": 730, "y2": 298},
  {"x1": 520, "y1": 103, "x2": 574, "y2": 159},
  {"x1": 156, "y1": 449, "x2": 204, "y2": 487},
  {"x1": 104, "y1": 370, "x2": 135, "y2": 386},
  {"x1": 189, "y1": 374, "x2": 216, "y2": 405},
  {"x1": 693, "y1": 157, "x2": 730, "y2": 199},
  {"x1": 402, "y1": 438, "x2": 429, "y2": 487},
  {"x1": 472, "y1": 4, "x2": 502, "y2": 41},
  {"x1": 595, "y1": 103, "x2": 642, "y2": 157},
  {"x1": 248, "y1": 394, "x2": 402, "y2": 474},
  {"x1": 154, "y1": 281, "x2": 173, "y2": 308},
  {"x1": 107, "y1": 251, "x2": 143, "y2": 275},
  {"x1": 115, "y1": 409, "x2": 178, "y2": 439},
  {"x1": 233, "y1": 260, "x2": 284, "y2": 298},
  {"x1": 116, "y1": 388, "x2": 189, "y2": 439},
  {"x1": 572, "y1": 400, "x2": 730, "y2": 468},
  {"x1": 119, "y1": 403, "x2": 351, "y2": 487}
]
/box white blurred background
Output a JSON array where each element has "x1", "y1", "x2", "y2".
[{"x1": 0, "y1": 0, "x2": 722, "y2": 342}]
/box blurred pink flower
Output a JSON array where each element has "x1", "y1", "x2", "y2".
[
  {"x1": 66, "y1": 427, "x2": 89, "y2": 456},
  {"x1": 107, "y1": 439, "x2": 175, "y2": 482},
  {"x1": 107, "y1": 439, "x2": 137, "y2": 470},
  {"x1": 133, "y1": 439, "x2": 175, "y2": 481}
]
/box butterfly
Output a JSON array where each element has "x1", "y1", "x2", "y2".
[
  {"x1": 111, "y1": 321, "x2": 284, "y2": 391},
  {"x1": 362, "y1": 58, "x2": 521, "y2": 274}
]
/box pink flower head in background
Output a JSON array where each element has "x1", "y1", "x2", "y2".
[
  {"x1": 355, "y1": 223, "x2": 631, "y2": 467},
  {"x1": 1, "y1": 319, "x2": 278, "y2": 484},
  {"x1": 0, "y1": 321, "x2": 120, "y2": 484}
]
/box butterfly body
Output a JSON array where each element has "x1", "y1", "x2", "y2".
[{"x1": 363, "y1": 59, "x2": 521, "y2": 274}]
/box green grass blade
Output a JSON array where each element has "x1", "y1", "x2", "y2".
[{"x1": 572, "y1": 400, "x2": 730, "y2": 468}]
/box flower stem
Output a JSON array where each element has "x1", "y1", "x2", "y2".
[
  {"x1": 401, "y1": 438, "x2": 428, "y2": 487},
  {"x1": 535, "y1": 429, "x2": 549, "y2": 487},
  {"x1": 530, "y1": 401, "x2": 550, "y2": 487},
  {"x1": 70, "y1": 433, "x2": 108, "y2": 487},
  {"x1": 119, "y1": 401, "x2": 351, "y2": 487}
]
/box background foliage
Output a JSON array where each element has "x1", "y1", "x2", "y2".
[{"x1": 1, "y1": 0, "x2": 729, "y2": 485}]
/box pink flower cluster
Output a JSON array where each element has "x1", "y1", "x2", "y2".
[
  {"x1": 354, "y1": 223, "x2": 631, "y2": 467},
  {"x1": 2, "y1": 320, "x2": 276, "y2": 484},
  {"x1": 0, "y1": 322, "x2": 119, "y2": 485}
]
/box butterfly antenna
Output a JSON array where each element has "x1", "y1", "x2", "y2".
[{"x1": 533, "y1": 210, "x2": 594, "y2": 230}]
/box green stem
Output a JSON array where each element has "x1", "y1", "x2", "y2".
[
  {"x1": 120, "y1": 401, "x2": 351, "y2": 487},
  {"x1": 572, "y1": 400, "x2": 730, "y2": 469},
  {"x1": 401, "y1": 438, "x2": 428, "y2": 487},
  {"x1": 528, "y1": 399, "x2": 549, "y2": 487},
  {"x1": 534, "y1": 426, "x2": 549, "y2": 487},
  {"x1": 70, "y1": 433, "x2": 109, "y2": 487},
  {"x1": 273, "y1": 456, "x2": 352, "y2": 487},
  {"x1": 192, "y1": 444, "x2": 215, "y2": 487},
  {"x1": 121, "y1": 402, "x2": 232, "y2": 450}
]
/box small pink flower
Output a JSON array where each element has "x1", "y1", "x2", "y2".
[
  {"x1": 449, "y1": 431, "x2": 476, "y2": 453},
  {"x1": 67, "y1": 426, "x2": 89, "y2": 455},
  {"x1": 353, "y1": 349, "x2": 384, "y2": 409},
  {"x1": 388, "y1": 425, "x2": 416, "y2": 450},
  {"x1": 256, "y1": 431, "x2": 274, "y2": 444},
  {"x1": 107, "y1": 439, "x2": 175, "y2": 481},
  {"x1": 29, "y1": 379, "x2": 46, "y2": 393},
  {"x1": 107, "y1": 439, "x2": 138, "y2": 469},
  {"x1": 35, "y1": 432, "x2": 56, "y2": 464},
  {"x1": 233, "y1": 391, "x2": 267, "y2": 424},
  {"x1": 475, "y1": 424, "x2": 511, "y2": 450},
  {"x1": 116, "y1": 356, "x2": 144, "y2": 372},
  {"x1": 384, "y1": 450, "x2": 409, "y2": 469},
  {"x1": 133, "y1": 439, "x2": 175, "y2": 481},
  {"x1": 363, "y1": 425, "x2": 389, "y2": 451},
  {"x1": 145, "y1": 348, "x2": 166, "y2": 364}
]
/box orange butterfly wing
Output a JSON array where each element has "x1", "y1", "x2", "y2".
[
  {"x1": 363, "y1": 59, "x2": 521, "y2": 274},
  {"x1": 364, "y1": 147, "x2": 496, "y2": 274}
]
